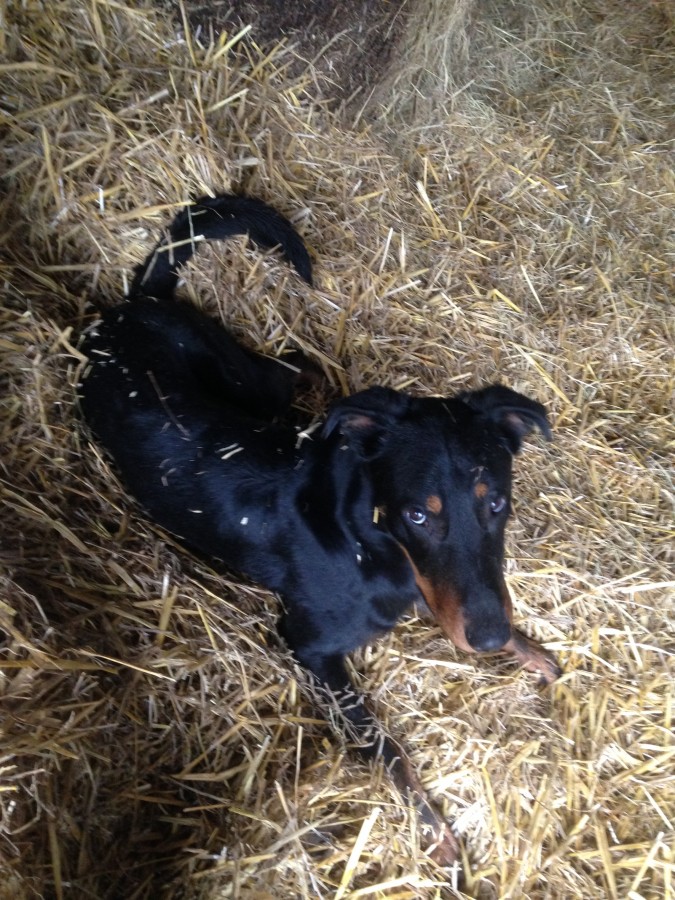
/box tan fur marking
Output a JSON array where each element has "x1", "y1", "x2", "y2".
[
  {"x1": 397, "y1": 543, "x2": 472, "y2": 652},
  {"x1": 426, "y1": 494, "x2": 443, "y2": 514},
  {"x1": 474, "y1": 481, "x2": 489, "y2": 499}
]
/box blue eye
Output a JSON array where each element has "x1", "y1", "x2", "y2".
[
  {"x1": 405, "y1": 507, "x2": 427, "y2": 526},
  {"x1": 490, "y1": 496, "x2": 507, "y2": 514}
]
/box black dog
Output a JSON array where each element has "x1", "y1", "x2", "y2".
[{"x1": 78, "y1": 194, "x2": 560, "y2": 870}]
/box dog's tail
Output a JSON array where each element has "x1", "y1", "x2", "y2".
[{"x1": 128, "y1": 194, "x2": 312, "y2": 300}]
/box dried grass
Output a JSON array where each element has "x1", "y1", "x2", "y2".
[{"x1": 1, "y1": 0, "x2": 673, "y2": 898}]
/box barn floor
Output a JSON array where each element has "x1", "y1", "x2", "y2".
[{"x1": 1, "y1": 1, "x2": 673, "y2": 897}]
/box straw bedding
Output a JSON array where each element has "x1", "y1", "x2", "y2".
[{"x1": 1, "y1": 1, "x2": 673, "y2": 897}]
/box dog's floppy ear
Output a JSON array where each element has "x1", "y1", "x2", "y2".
[
  {"x1": 323, "y1": 387, "x2": 410, "y2": 459},
  {"x1": 459, "y1": 384, "x2": 552, "y2": 454}
]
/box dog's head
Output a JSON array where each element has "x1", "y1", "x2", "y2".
[{"x1": 324, "y1": 384, "x2": 551, "y2": 654}]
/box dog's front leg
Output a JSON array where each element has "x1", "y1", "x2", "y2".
[
  {"x1": 305, "y1": 653, "x2": 462, "y2": 874},
  {"x1": 375, "y1": 728, "x2": 462, "y2": 872}
]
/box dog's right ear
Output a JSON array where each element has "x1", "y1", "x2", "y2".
[{"x1": 323, "y1": 387, "x2": 410, "y2": 459}]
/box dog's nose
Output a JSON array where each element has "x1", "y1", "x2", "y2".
[{"x1": 465, "y1": 621, "x2": 511, "y2": 653}]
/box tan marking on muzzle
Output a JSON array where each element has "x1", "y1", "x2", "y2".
[
  {"x1": 426, "y1": 494, "x2": 443, "y2": 515},
  {"x1": 398, "y1": 544, "x2": 473, "y2": 653}
]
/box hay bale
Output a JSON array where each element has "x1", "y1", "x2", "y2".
[{"x1": 1, "y1": 1, "x2": 673, "y2": 897}]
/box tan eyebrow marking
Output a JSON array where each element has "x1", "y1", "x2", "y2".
[
  {"x1": 474, "y1": 482, "x2": 489, "y2": 499},
  {"x1": 426, "y1": 494, "x2": 443, "y2": 514}
]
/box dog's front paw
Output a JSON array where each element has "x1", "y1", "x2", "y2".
[
  {"x1": 416, "y1": 795, "x2": 463, "y2": 875},
  {"x1": 505, "y1": 628, "x2": 562, "y2": 686},
  {"x1": 427, "y1": 825, "x2": 462, "y2": 868}
]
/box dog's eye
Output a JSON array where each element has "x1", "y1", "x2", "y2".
[
  {"x1": 404, "y1": 507, "x2": 427, "y2": 526},
  {"x1": 490, "y1": 496, "x2": 507, "y2": 514}
]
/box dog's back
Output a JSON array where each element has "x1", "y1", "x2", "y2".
[{"x1": 78, "y1": 195, "x2": 315, "y2": 562}]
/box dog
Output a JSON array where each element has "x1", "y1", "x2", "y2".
[{"x1": 78, "y1": 194, "x2": 560, "y2": 874}]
